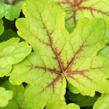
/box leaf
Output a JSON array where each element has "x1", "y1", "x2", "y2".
[
  {"x1": 0, "y1": 1, "x2": 23, "y2": 20},
  {"x1": 24, "y1": 79, "x2": 66, "y2": 109},
  {"x1": 0, "y1": 81, "x2": 25, "y2": 109},
  {"x1": 59, "y1": 0, "x2": 109, "y2": 29},
  {"x1": 25, "y1": 82, "x2": 80, "y2": 109},
  {"x1": 65, "y1": 103, "x2": 80, "y2": 109},
  {"x1": 68, "y1": 83, "x2": 80, "y2": 94},
  {"x1": 0, "y1": 38, "x2": 31, "y2": 77},
  {"x1": 98, "y1": 46, "x2": 109, "y2": 57},
  {"x1": 9, "y1": 0, "x2": 109, "y2": 108},
  {"x1": 0, "y1": 87, "x2": 13, "y2": 108},
  {"x1": 93, "y1": 94, "x2": 109, "y2": 109},
  {"x1": 65, "y1": 19, "x2": 109, "y2": 96},
  {"x1": 0, "y1": 19, "x2": 4, "y2": 35},
  {"x1": 65, "y1": 10, "x2": 75, "y2": 32}
]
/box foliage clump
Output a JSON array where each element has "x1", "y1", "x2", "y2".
[{"x1": 0, "y1": 0, "x2": 109, "y2": 109}]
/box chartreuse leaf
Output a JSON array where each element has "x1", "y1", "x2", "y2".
[
  {"x1": 93, "y1": 94, "x2": 109, "y2": 109},
  {"x1": 68, "y1": 83, "x2": 79, "y2": 94},
  {"x1": 65, "y1": 103, "x2": 80, "y2": 109},
  {"x1": 99, "y1": 46, "x2": 109, "y2": 57},
  {"x1": 9, "y1": 0, "x2": 109, "y2": 108},
  {"x1": 0, "y1": 81, "x2": 24, "y2": 109},
  {"x1": 59, "y1": 0, "x2": 109, "y2": 31},
  {"x1": 0, "y1": 1, "x2": 23, "y2": 20},
  {"x1": 0, "y1": 87, "x2": 13, "y2": 108},
  {"x1": 0, "y1": 38, "x2": 31, "y2": 77},
  {"x1": 0, "y1": 19, "x2": 4, "y2": 35},
  {"x1": 65, "y1": 19, "x2": 109, "y2": 96},
  {"x1": 98, "y1": 18, "x2": 109, "y2": 57},
  {"x1": 59, "y1": 0, "x2": 109, "y2": 20},
  {"x1": 105, "y1": 19, "x2": 109, "y2": 40}
]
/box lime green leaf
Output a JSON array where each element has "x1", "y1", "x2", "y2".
[
  {"x1": 99, "y1": 46, "x2": 109, "y2": 57},
  {"x1": 93, "y1": 94, "x2": 109, "y2": 109},
  {"x1": 24, "y1": 79, "x2": 78, "y2": 109},
  {"x1": 68, "y1": 83, "x2": 80, "y2": 94},
  {"x1": 105, "y1": 19, "x2": 109, "y2": 40},
  {"x1": 24, "y1": 78, "x2": 66, "y2": 109},
  {"x1": 10, "y1": 0, "x2": 109, "y2": 108},
  {"x1": 65, "y1": 103, "x2": 80, "y2": 109},
  {"x1": 59, "y1": 0, "x2": 109, "y2": 29},
  {"x1": 0, "y1": 81, "x2": 24, "y2": 109},
  {"x1": 65, "y1": 19, "x2": 109, "y2": 96},
  {"x1": 0, "y1": 38, "x2": 31, "y2": 77},
  {"x1": 65, "y1": 10, "x2": 75, "y2": 33},
  {"x1": 0, "y1": 87, "x2": 13, "y2": 108},
  {"x1": 59, "y1": 0, "x2": 109, "y2": 19},
  {"x1": 0, "y1": 19, "x2": 4, "y2": 35},
  {"x1": 0, "y1": 2, "x2": 5, "y2": 19},
  {"x1": 0, "y1": 1, "x2": 23, "y2": 20}
]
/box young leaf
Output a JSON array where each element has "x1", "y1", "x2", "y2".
[
  {"x1": 0, "y1": 81, "x2": 25, "y2": 109},
  {"x1": 0, "y1": 1, "x2": 23, "y2": 20},
  {"x1": 99, "y1": 46, "x2": 109, "y2": 57},
  {"x1": 0, "y1": 38, "x2": 31, "y2": 77},
  {"x1": 10, "y1": 0, "x2": 109, "y2": 108},
  {"x1": 0, "y1": 19, "x2": 4, "y2": 35},
  {"x1": 93, "y1": 94, "x2": 109, "y2": 109},
  {"x1": 0, "y1": 87, "x2": 13, "y2": 108},
  {"x1": 68, "y1": 83, "x2": 80, "y2": 94}
]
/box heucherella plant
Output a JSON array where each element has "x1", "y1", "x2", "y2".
[
  {"x1": 0, "y1": 0, "x2": 109, "y2": 109},
  {"x1": 2, "y1": 0, "x2": 107, "y2": 109}
]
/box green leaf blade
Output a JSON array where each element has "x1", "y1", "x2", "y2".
[
  {"x1": 59, "y1": 0, "x2": 109, "y2": 30},
  {"x1": 0, "y1": 81, "x2": 25, "y2": 109},
  {"x1": 0, "y1": 87, "x2": 13, "y2": 108},
  {"x1": 65, "y1": 19, "x2": 109, "y2": 96},
  {"x1": 0, "y1": 1, "x2": 23, "y2": 20},
  {"x1": 0, "y1": 38, "x2": 32, "y2": 77},
  {"x1": 0, "y1": 19, "x2": 4, "y2": 35},
  {"x1": 93, "y1": 94, "x2": 109, "y2": 109},
  {"x1": 10, "y1": 0, "x2": 109, "y2": 108}
]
